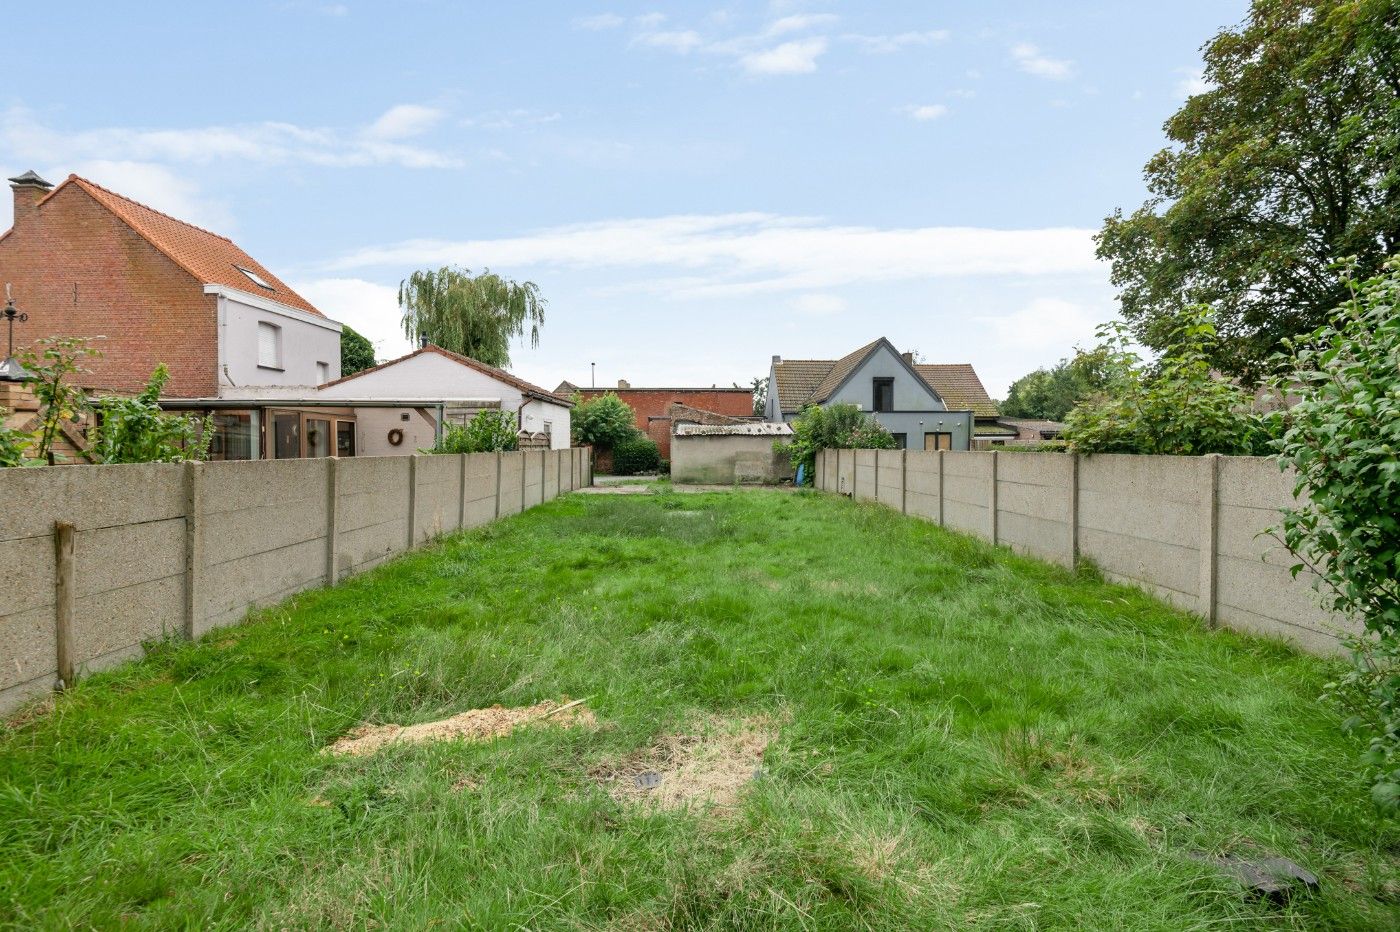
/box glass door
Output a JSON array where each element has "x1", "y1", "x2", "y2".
[
  {"x1": 272, "y1": 410, "x2": 301, "y2": 459},
  {"x1": 305, "y1": 417, "x2": 331, "y2": 458}
]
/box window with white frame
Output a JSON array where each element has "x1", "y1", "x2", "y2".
[{"x1": 257, "y1": 321, "x2": 282, "y2": 369}]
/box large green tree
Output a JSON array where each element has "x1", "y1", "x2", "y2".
[
  {"x1": 339, "y1": 325, "x2": 376, "y2": 376},
  {"x1": 1000, "y1": 359, "x2": 1096, "y2": 421},
  {"x1": 1097, "y1": 0, "x2": 1400, "y2": 378},
  {"x1": 399, "y1": 266, "x2": 545, "y2": 368}
]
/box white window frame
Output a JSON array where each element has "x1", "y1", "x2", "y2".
[{"x1": 257, "y1": 321, "x2": 283, "y2": 370}]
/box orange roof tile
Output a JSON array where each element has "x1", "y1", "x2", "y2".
[
  {"x1": 914, "y1": 364, "x2": 1000, "y2": 418},
  {"x1": 50, "y1": 175, "x2": 323, "y2": 317}
]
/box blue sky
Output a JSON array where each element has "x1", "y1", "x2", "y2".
[{"x1": 1, "y1": 1, "x2": 1245, "y2": 397}]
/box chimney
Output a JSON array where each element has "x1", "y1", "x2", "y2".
[
  {"x1": 418, "y1": 331, "x2": 429, "y2": 349},
  {"x1": 8, "y1": 171, "x2": 53, "y2": 229},
  {"x1": 617, "y1": 378, "x2": 630, "y2": 389},
  {"x1": 901, "y1": 351, "x2": 913, "y2": 364},
  {"x1": 772, "y1": 355, "x2": 781, "y2": 365}
]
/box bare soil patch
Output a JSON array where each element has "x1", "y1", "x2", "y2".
[
  {"x1": 324, "y1": 698, "x2": 596, "y2": 757},
  {"x1": 594, "y1": 715, "x2": 777, "y2": 812}
]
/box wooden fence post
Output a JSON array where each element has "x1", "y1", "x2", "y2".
[
  {"x1": 326, "y1": 457, "x2": 340, "y2": 585},
  {"x1": 183, "y1": 461, "x2": 203, "y2": 640},
  {"x1": 54, "y1": 521, "x2": 75, "y2": 690},
  {"x1": 1199, "y1": 453, "x2": 1222, "y2": 626}
]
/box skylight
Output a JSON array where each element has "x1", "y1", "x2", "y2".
[{"x1": 234, "y1": 264, "x2": 274, "y2": 290}]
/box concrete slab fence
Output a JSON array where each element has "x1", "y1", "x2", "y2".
[
  {"x1": 0, "y1": 447, "x2": 591, "y2": 713},
  {"x1": 816, "y1": 448, "x2": 1359, "y2": 656}
]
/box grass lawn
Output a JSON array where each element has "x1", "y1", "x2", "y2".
[{"x1": 2, "y1": 489, "x2": 1397, "y2": 929}]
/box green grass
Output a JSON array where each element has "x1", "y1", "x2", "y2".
[{"x1": 2, "y1": 489, "x2": 1397, "y2": 929}]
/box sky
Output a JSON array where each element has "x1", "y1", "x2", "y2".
[{"x1": 0, "y1": 0, "x2": 1247, "y2": 398}]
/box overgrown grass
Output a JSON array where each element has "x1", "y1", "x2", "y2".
[{"x1": 1, "y1": 490, "x2": 1397, "y2": 929}]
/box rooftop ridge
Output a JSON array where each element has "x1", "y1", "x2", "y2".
[{"x1": 63, "y1": 175, "x2": 236, "y2": 243}]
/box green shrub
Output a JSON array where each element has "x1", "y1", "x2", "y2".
[
  {"x1": 0, "y1": 414, "x2": 28, "y2": 466},
  {"x1": 778, "y1": 403, "x2": 896, "y2": 483},
  {"x1": 1273, "y1": 259, "x2": 1400, "y2": 813},
  {"x1": 1062, "y1": 306, "x2": 1277, "y2": 455},
  {"x1": 428, "y1": 409, "x2": 519, "y2": 454},
  {"x1": 89, "y1": 365, "x2": 210, "y2": 464},
  {"x1": 612, "y1": 435, "x2": 660, "y2": 475},
  {"x1": 571, "y1": 392, "x2": 637, "y2": 448}
]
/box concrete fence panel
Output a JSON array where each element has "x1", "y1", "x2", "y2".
[
  {"x1": 412, "y1": 453, "x2": 462, "y2": 544},
  {"x1": 853, "y1": 449, "x2": 877, "y2": 501},
  {"x1": 941, "y1": 450, "x2": 993, "y2": 538},
  {"x1": 201, "y1": 459, "x2": 332, "y2": 632},
  {"x1": 337, "y1": 456, "x2": 412, "y2": 578},
  {"x1": 820, "y1": 447, "x2": 1358, "y2": 655},
  {"x1": 498, "y1": 453, "x2": 525, "y2": 516}
]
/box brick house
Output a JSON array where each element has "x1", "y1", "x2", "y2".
[
  {"x1": 554, "y1": 380, "x2": 754, "y2": 458},
  {"x1": 0, "y1": 171, "x2": 341, "y2": 399}
]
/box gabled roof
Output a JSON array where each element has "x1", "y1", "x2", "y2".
[
  {"x1": 36, "y1": 175, "x2": 323, "y2": 317},
  {"x1": 322, "y1": 344, "x2": 573, "y2": 406},
  {"x1": 773, "y1": 337, "x2": 988, "y2": 414},
  {"x1": 914, "y1": 364, "x2": 999, "y2": 418}
]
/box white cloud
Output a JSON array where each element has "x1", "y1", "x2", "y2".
[
  {"x1": 1011, "y1": 43, "x2": 1073, "y2": 80},
  {"x1": 790, "y1": 293, "x2": 846, "y2": 315},
  {"x1": 767, "y1": 14, "x2": 839, "y2": 36},
  {"x1": 327, "y1": 212, "x2": 1101, "y2": 300},
  {"x1": 1, "y1": 104, "x2": 463, "y2": 171},
  {"x1": 632, "y1": 30, "x2": 704, "y2": 53},
  {"x1": 634, "y1": 12, "x2": 666, "y2": 28},
  {"x1": 573, "y1": 12, "x2": 625, "y2": 30},
  {"x1": 462, "y1": 109, "x2": 562, "y2": 130},
  {"x1": 1174, "y1": 67, "x2": 1211, "y2": 98},
  {"x1": 292, "y1": 277, "x2": 413, "y2": 360},
  {"x1": 845, "y1": 30, "x2": 949, "y2": 54},
  {"x1": 900, "y1": 104, "x2": 949, "y2": 122},
  {"x1": 978, "y1": 298, "x2": 1100, "y2": 352},
  {"x1": 741, "y1": 38, "x2": 827, "y2": 75},
  {"x1": 365, "y1": 104, "x2": 445, "y2": 140}
]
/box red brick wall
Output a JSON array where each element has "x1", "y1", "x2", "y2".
[
  {"x1": 0, "y1": 184, "x2": 218, "y2": 396},
  {"x1": 574, "y1": 388, "x2": 754, "y2": 458}
]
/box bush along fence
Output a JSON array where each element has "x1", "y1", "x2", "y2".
[
  {"x1": 815, "y1": 448, "x2": 1359, "y2": 656},
  {"x1": 0, "y1": 447, "x2": 593, "y2": 713}
]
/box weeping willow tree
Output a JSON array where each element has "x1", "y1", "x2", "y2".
[{"x1": 398, "y1": 266, "x2": 546, "y2": 368}]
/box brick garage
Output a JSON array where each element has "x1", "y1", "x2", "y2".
[{"x1": 561, "y1": 383, "x2": 755, "y2": 458}]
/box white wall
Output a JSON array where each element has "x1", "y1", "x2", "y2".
[
  {"x1": 319, "y1": 351, "x2": 524, "y2": 405},
  {"x1": 354, "y1": 407, "x2": 438, "y2": 456},
  {"x1": 521, "y1": 398, "x2": 572, "y2": 450},
  {"x1": 213, "y1": 286, "x2": 341, "y2": 397}
]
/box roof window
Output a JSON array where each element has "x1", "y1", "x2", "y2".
[{"x1": 234, "y1": 264, "x2": 274, "y2": 290}]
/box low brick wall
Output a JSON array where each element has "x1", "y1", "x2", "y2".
[
  {"x1": 0, "y1": 448, "x2": 591, "y2": 714},
  {"x1": 817, "y1": 448, "x2": 1359, "y2": 655}
]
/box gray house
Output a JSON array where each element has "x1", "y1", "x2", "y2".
[{"x1": 765, "y1": 337, "x2": 976, "y2": 450}]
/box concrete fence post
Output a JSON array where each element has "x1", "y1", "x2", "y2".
[
  {"x1": 495, "y1": 450, "x2": 503, "y2": 519},
  {"x1": 1067, "y1": 452, "x2": 1080, "y2": 570},
  {"x1": 901, "y1": 449, "x2": 908, "y2": 514},
  {"x1": 521, "y1": 450, "x2": 527, "y2": 507},
  {"x1": 988, "y1": 450, "x2": 999, "y2": 544},
  {"x1": 183, "y1": 461, "x2": 203, "y2": 640},
  {"x1": 936, "y1": 450, "x2": 945, "y2": 526},
  {"x1": 407, "y1": 454, "x2": 419, "y2": 547},
  {"x1": 53, "y1": 521, "x2": 75, "y2": 690},
  {"x1": 873, "y1": 449, "x2": 880, "y2": 502},
  {"x1": 1199, "y1": 453, "x2": 1222, "y2": 626},
  {"x1": 326, "y1": 457, "x2": 340, "y2": 585},
  {"x1": 458, "y1": 453, "x2": 469, "y2": 530},
  {"x1": 541, "y1": 448, "x2": 548, "y2": 502}
]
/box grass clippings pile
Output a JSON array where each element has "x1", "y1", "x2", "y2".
[
  {"x1": 324, "y1": 698, "x2": 595, "y2": 757},
  {"x1": 596, "y1": 715, "x2": 776, "y2": 811}
]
